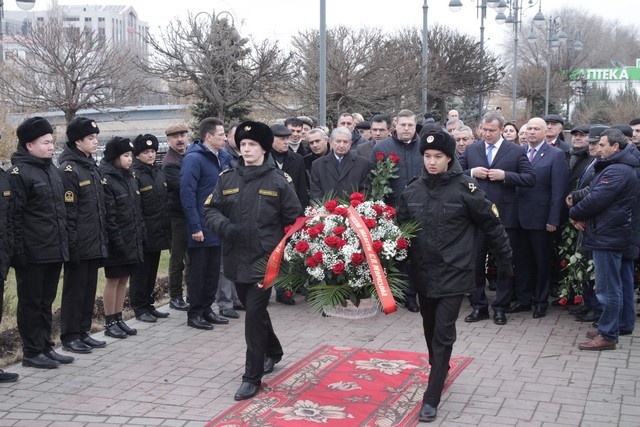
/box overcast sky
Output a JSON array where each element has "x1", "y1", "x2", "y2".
[{"x1": 9, "y1": 0, "x2": 639, "y2": 54}]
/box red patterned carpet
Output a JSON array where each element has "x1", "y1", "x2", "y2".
[{"x1": 206, "y1": 345, "x2": 473, "y2": 427}]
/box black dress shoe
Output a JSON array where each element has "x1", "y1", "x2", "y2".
[
  {"x1": 136, "y1": 312, "x2": 157, "y2": 323},
  {"x1": 0, "y1": 370, "x2": 19, "y2": 382},
  {"x1": 62, "y1": 339, "x2": 92, "y2": 354},
  {"x1": 105, "y1": 322, "x2": 127, "y2": 339},
  {"x1": 219, "y1": 308, "x2": 240, "y2": 319},
  {"x1": 150, "y1": 309, "x2": 170, "y2": 318},
  {"x1": 493, "y1": 310, "x2": 507, "y2": 325},
  {"x1": 464, "y1": 309, "x2": 489, "y2": 323},
  {"x1": 234, "y1": 382, "x2": 260, "y2": 401},
  {"x1": 187, "y1": 316, "x2": 213, "y2": 330},
  {"x1": 620, "y1": 329, "x2": 633, "y2": 336},
  {"x1": 275, "y1": 293, "x2": 296, "y2": 305},
  {"x1": 533, "y1": 307, "x2": 547, "y2": 319},
  {"x1": 405, "y1": 300, "x2": 420, "y2": 313},
  {"x1": 44, "y1": 350, "x2": 74, "y2": 364},
  {"x1": 506, "y1": 303, "x2": 531, "y2": 313},
  {"x1": 204, "y1": 312, "x2": 229, "y2": 325},
  {"x1": 82, "y1": 336, "x2": 107, "y2": 348},
  {"x1": 263, "y1": 356, "x2": 281, "y2": 374},
  {"x1": 419, "y1": 402, "x2": 438, "y2": 423},
  {"x1": 22, "y1": 354, "x2": 59, "y2": 369},
  {"x1": 576, "y1": 310, "x2": 600, "y2": 322},
  {"x1": 170, "y1": 298, "x2": 190, "y2": 311},
  {"x1": 233, "y1": 303, "x2": 246, "y2": 311},
  {"x1": 570, "y1": 305, "x2": 590, "y2": 316}
]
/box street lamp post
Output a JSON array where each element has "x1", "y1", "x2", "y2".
[
  {"x1": 0, "y1": 0, "x2": 37, "y2": 62},
  {"x1": 319, "y1": 0, "x2": 326, "y2": 127},
  {"x1": 421, "y1": 0, "x2": 428, "y2": 115}
]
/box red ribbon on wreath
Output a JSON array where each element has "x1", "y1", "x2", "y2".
[{"x1": 260, "y1": 207, "x2": 397, "y2": 315}]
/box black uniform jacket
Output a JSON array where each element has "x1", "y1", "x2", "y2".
[
  {"x1": 397, "y1": 160, "x2": 512, "y2": 298},
  {"x1": 0, "y1": 168, "x2": 13, "y2": 280},
  {"x1": 59, "y1": 147, "x2": 108, "y2": 262},
  {"x1": 99, "y1": 161, "x2": 144, "y2": 266},
  {"x1": 161, "y1": 147, "x2": 186, "y2": 219},
  {"x1": 203, "y1": 163, "x2": 302, "y2": 283},
  {"x1": 9, "y1": 146, "x2": 68, "y2": 264},
  {"x1": 133, "y1": 158, "x2": 171, "y2": 252}
]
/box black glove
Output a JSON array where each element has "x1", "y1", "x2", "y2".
[
  {"x1": 497, "y1": 259, "x2": 513, "y2": 282},
  {"x1": 223, "y1": 223, "x2": 240, "y2": 240},
  {"x1": 10, "y1": 253, "x2": 28, "y2": 269}
]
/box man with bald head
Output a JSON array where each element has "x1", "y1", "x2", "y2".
[
  {"x1": 447, "y1": 109, "x2": 459, "y2": 121},
  {"x1": 508, "y1": 117, "x2": 568, "y2": 319}
]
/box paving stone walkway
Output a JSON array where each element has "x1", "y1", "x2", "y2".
[{"x1": 0, "y1": 297, "x2": 638, "y2": 426}]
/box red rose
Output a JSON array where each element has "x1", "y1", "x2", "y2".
[
  {"x1": 332, "y1": 226, "x2": 346, "y2": 236},
  {"x1": 396, "y1": 238, "x2": 408, "y2": 250},
  {"x1": 295, "y1": 241, "x2": 310, "y2": 253},
  {"x1": 316, "y1": 222, "x2": 325, "y2": 232},
  {"x1": 324, "y1": 236, "x2": 340, "y2": 248},
  {"x1": 350, "y1": 199, "x2": 362, "y2": 207},
  {"x1": 335, "y1": 238, "x2": 347, "y2": 249},
  {"x1": 558, "y1": 297, "x2": 568, "y2": 306},
  {"x1": 375, "y1": 152, "x2": 385, "y2": 163},
  {"x1": 389, "y1": 153, "x2": 400, "y2": 164},
  {"x1": 573, "y1": 295, "x2": 583, "y2": 305},
  {"x1": 372, "y1": 205, "x2": 384, "y2": 217},
  {"x1": 560, "y1": 259, "x2": 569, "y2": 268},
  {"x1": 325, "y1": 200, "x2": 339, "y2": 212},
  {"x1": 334, "y1": 207, "x2": 348, "y2": 216},
  {"x1": 373, "y1": 241, "x2": 384, "y2": 253},
  {"x1": 332, "y1": 262, "x2": 345, "y2": 275},
  {"x1": 351, "y1": 253, "x2": 365, "y2": 265},
  {"x1": 350, "y1": 192, "x2": 365, "y2": 202},
  {"x1": 384, "y1": 205, "x2": 396, "y2": 219},
  {"x1": 364, "y1": 218, "x2": 377, "y2": 229},
  {"x1": 308, "y1": 227, "x2": 320, "y2": 238},
  {"x1": 312, "y1": 251, "x2": 324, "y2": 264},
  {"x1": 306, "y1": 257, "x2": 318, "y2": 268}
]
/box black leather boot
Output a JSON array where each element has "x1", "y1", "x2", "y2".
[
  {"x1": 115, "y1": 312, "x2": 137, "y2": 336},
  {"x1": 105, "y1": 314, "x2": 127, "y2": 339}
]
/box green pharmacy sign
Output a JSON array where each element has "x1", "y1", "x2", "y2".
[{"x1": 570, "y1": 59, "x2": 640, "y2": 81}]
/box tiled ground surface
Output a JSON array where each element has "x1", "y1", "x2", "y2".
[{"x1": 0, "y1": 295, "x2": 637, "y2": 426}]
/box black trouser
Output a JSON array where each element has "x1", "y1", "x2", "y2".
[
  {"x1": 60, "y1": 259, "x2": 100, "y2": 343},
  {"x1": 169, "y1": 216, "x2": 190, "y2": 300},
  {"x1": 235, "y1": 282, "x2": 283, "y2": 385},
  {"x1": 187, "y1": 246, "x2": 221, "y2": 318},
  {"x1": 470, "y1": 228, "x2": 516, "y2": 312},
  {"x1": 130, "y1": 251, "x2": 161, "y2": 316},
  {"x1": 514, "y1": 228, "x2": 553, "y2": 309},
  {"x1": 418, "y1": 293, "x2": 464, "y2": 408},
  {"x1": 16, "y1": 262, "x2": 62, "y2": 358}
]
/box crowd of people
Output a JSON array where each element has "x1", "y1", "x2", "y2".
[{"x1": 0, "y1": 109, "x2": 639, "y2": 424}]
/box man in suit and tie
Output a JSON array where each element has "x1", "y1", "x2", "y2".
[
  {"x1": 309, "y1": 127, "x2": 371, "y2": 201},
  {"x1": 508, "y1": 117, "x2": 569, "y2": 318},
  {"x1": 543, "y1": 114, "x2": 571, "y2": 158},
  {"x1": 459, "y1": 112, "x2": 536, "y2": 325}
]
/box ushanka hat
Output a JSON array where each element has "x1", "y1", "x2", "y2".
[
  {"x1": 103, "y1": 136, "x2": 134, "y2": 162},
  {"x1": 16, "y1": 116, "x2": 53, "y2": 147},
  {"x1": 419, "y1": 129, "x2": 456, "y2": 159},
  {"x1": 66, "y1": 117, "x2": 100, "y2": 148},
  {"x1": 236, "y1": 121, "x2": 274, "y2": 158},
  {"x1": 133, "y1": 133, "x2": 159, "y2": 155}
]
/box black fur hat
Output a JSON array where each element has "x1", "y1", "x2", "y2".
[
  {"x1": 16, "y1": 116, "x2": 53, "y2": 147},
  {"x1": 66, "y1": 117, "x2": 100, "y2": 148},
  {"x1": 236, "y1": 121, "x2": 274, "y2": 158},
  {"x1": 419, "y1": 129, "x2": 456, "y2": 159},
  {"x1": 103, "y1": 136, "x2": 134, "y2": 162},
  {"x1": 133, "y1": 133, "x2": 159, "y2": 155}
]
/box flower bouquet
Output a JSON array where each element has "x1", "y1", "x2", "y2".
[
  {"x1": 261, "y1": 192, "x2": 418, "y2": 317},
  {"x1": 557, "y1": 222, "x2": 593, "y2": 306}
]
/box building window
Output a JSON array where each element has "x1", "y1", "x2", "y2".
[{"x1": 85, "y1": 17, "x2": 92, "y2": 22}]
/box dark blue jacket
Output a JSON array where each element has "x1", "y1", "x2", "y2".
[
  {"x1": 370, "y1": 133, "x2": 421, "y2": 207},
  {"x1": 570, "y1": 143, "x2": 640, "y2": 251},
  {"x1": 180, "y1": 141, "x2": 232, "y2": 248}
]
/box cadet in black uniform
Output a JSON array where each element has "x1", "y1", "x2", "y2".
[
  {"x1": 59, "y1": 117, "x2": 109, "y2": 354},
  {"x1": 0, "y1": 164, "x2": 18, "y2": 381},
  {"x1": 397, "y1": 129, "x2": 512, "y2": 423},
  {"x1": 204, "y1": 121, "x2": 302, "y2": 401},
  {"x1": 99, "y1": 137, "x2": 145, "y2": 339},
  {"x1": 130, "y1": 134, "x2": 171, "y2": 323},
  {"x1": 10, "y1": 117, "x2": 71, "y2": 369}
]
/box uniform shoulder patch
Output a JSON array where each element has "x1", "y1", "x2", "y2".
[
  {"x1": 468, "y1": 182, "x2": 477, "y2": 193},
  {"x1": 491, "y1": 203, "x2": 499, "y2": 218},
  {"x1": 204, "y1": 193, "x2": 213, "y2": 205},
  {"x1": 101, "y1": 178, "x2": 108, "y2": 185},
  {"x1": 64, "y1": 191, "x2": 75, "y2": 203},
  {"x1": 64, "y1": 165, "x2": 73, "y2": 172},
  {"x1": 10, "y1": 166, "x2": 19, "y2": 175}
]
